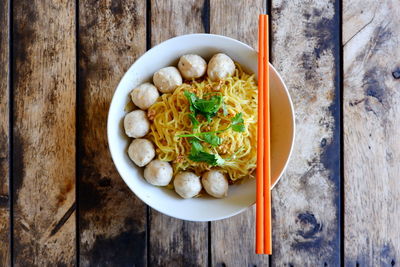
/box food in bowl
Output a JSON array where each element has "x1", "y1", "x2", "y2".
[
  {"x1": 123, "y1": 52, "x2": 257, "y2": 199},
  {"x1": 108, "y1": 34, "x2": 294, "y2": 221}
]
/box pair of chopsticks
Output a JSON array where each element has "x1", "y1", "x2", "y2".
[{"x1": 256, "y1": 14, "x2": 271, "y2": 255}]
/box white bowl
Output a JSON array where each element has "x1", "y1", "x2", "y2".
[{"x1": 108, "y1": 34, "x2": 295, "y2": 222}]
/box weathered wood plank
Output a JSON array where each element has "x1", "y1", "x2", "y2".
[
  {"x1": 210, "y1": 0, "x2": 264, "y2": 50},
  {"x1": 12, "y1": 0, "x2": 76, "y2": 265},
  {"x1": 270, "y1": 0, "x2": 341, "y2": 265},
  {"x1": 0, "y1": 0, "x2": 10, "y2": 265},
  {"x1": 78, "y1": 1, "x2": 147, "y2": 266},
  {"x1": 343, "y1": 1, "x2": 400, "y2": 266},
  {"x1": 209, "y1": 0, "x2": 268, "y2": 266},
  {"x1": 149, "y1": 1, "x2": 208, "y2": 266}
]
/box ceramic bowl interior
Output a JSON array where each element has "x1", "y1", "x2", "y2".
[{"x1": 107, "y1": 34, "x2": 295, "y2": 221}]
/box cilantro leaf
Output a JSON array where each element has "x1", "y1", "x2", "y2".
[
  {"x1": 231, "y1": 112, "x2": 245, "y2": 132},
  {"x1": 188, "y1": 113, "x2": 200, "y2": 129},
  {"x1": 232, "y1": 123, "x2": 245, "y2": 132},
  {"x1": 184, "y1": 91, "x2": 223, "y2": 122},
  {"x1": 193, "y1": 95, "x2": 223, "y2": 119},
  {"x1": 214, "y1": 154, "x2": 225, "y2": 165},
  {"x1": 188, "y1": 139, "x2": 224, "y2": 166},
  {"x1": 179, "y1": 132, "x2": 221, "y2": 147},
  {"x1": 202, "y1": 133, "x2": 222, "y2": 147},
  {"x1": 189, "y1": 138, "x2": 203, "y2": 154},
  {"x1": 184, "y1": 91, "x2": 197, "y2": 113},
  {"x1": 189, "y1": 151, "x2": 225, "y2": 166},
  {"x1": 184, "y1": 91, "x2": 199, "y2": 128}
]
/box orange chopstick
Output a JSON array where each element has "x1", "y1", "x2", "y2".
[
  {"x1": 262, "y1": 14, "x2": 272, "y2": 255},
  {"x1": 256, "y1": 14, "x2": 265, "y2": 254}
]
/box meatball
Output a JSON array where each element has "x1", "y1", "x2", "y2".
[
  {"x1": 178, "y1": 54, "x2": 207, "y2": 79},
  {"x1": 201, "y1": 170, "x2": 228, "y2": 198},
  {"x1": 207, "y1": 53, "x2": 235, "y2": 81},
  {"x1": 124, "y1": 110, "x2": 150, "y2": 138},
  {"x1": 174, "y1": 171, "x2": 202, "y2": 199},
  {"x1": 130, "y1": 82, "x2": 160, "y2": 110},
  {"x1": 153, "y1": 66, "x2": 182, "y2": 93},
  {"x1": 144, "y1": 160, "x2": 173, "y2": 186},
  {"x1": 128, "y1": 139, "x2": 155, "y2": 167}
]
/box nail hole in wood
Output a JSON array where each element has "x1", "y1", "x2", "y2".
[
  {"x1": 321, "y1": 138, "x2": 327, "y2": 147},
  {"x1": 392, "y1": 69, "x2": 400, "y2": 79}
]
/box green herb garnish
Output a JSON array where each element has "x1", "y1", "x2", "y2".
[
  {"x1": 178, "y1": 112, "x2": 246, "y2": 139},
  {"x1": 189, "y1": 138, "x2": 203, "y2": 151},
  {"x1": 202, "y1": 133, "x2": 222, "y2": 146},
  {"x1": 188, "y1": 113, "x2": 200, "y2": 129},
  {"x1": 180, "y1": 92, "x2": 245, "y2": 165},
  {"x1": 185, "y1": 132, "x2": 221, "y2": 147},
  {"x1": 190, "y1": 152, "x2": 225, "y2": 166},
  {"x1": 184, "y1": 91, "x2": 223, "y2": 123},
  {"x1": 230, "y1": 113, "x2": 245, "y2": 132},
  {"x1": 184, "y1": 91, "x2": 198, "y2": 112},
  {"x1": 188, "y1": 139, "x2": 225, "y2": 166}
]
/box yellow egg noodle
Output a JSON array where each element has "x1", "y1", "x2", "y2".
[{"x1": 147, "y1": 64, "x2": 258, "y2": 182}]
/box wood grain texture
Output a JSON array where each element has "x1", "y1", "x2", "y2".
[
  {"x1": 0, "y1": 0, "x2": 10, "y2": 265},
  {"x1": 150, "y1": 0, "x2": 209, "y2": 40},
  {"x1": 270, "y1": 0, "x2": 341, "y2": 265},
  {"x1": 210, "y1": 0, "x2": 264, "y2": 50},
  {"x1": 343, "y1": 1, "x2": 400, "y2": 266},
  {"x1": 12, "y1": 0, "x2": 76, "y2": 265},
  {"x1": 149, "y1": 1, "x2": 208, "y2": 266},
  {"x1": 78, "y1": 0, "x2": 147, "y2": 266},
  {"x1": 209, "y1": 0, "x2": 268, "y2": 266}
]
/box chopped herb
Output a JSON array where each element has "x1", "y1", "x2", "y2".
[
  {"x1": 178, "y1": 131, "x2": 223, "y2": 138},
  {"x1": 184, "y1": 133, "x2": 221, "y2": 147},
  {"x1": 184, "y1": 90, "x2": 223, "y2": 122},
  {"x1": 189, "y1": 151, "x2": 225, "y2": 166},
  {"x1": 180, "y1": 94, "x2": 244, "y2": 165},
  {"x1": 188, "y1": 139, "x2": 224, "y2": 166},
  {"x1": 184, "y1": 91, "x2": 197, "y2": 112},
  {"x1": 202, "y1": 133, "x2": 222, "y2": 146},
  {"x1": 194, "y1": 95, "x2": 223, "y2": 121},
  {"x1": 184, "y1": 91, "x2": 200, "y2": 128},
  {"x1": 188, "y1": 113, "x2": 200, "y2": 129},
  {"x1": 231, "y1": 112, "x2": 245, "y2": 132},
  {"x1": 177, "y1": 112, "x2": 245, "y2": 144},
  {"x1": 189, "y1": 138, "x2": 203, "y2": 153}
]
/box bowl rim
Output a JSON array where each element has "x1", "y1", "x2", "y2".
[{"x1": 107, "y1": 33, "x2": 295, "y2": 221}]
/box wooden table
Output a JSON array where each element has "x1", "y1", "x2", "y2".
[{"x1": 1, "y1": 0, "x2": 399, "y2": 266}]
